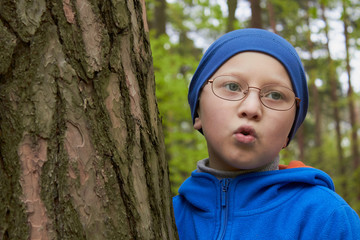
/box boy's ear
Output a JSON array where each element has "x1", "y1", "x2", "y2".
[
  {"x1": 282, "y1": 137, "x2": 289, "y2": 149},
  {"x1": 193, "y1": 116, "x2": 202, "y2": 130}
]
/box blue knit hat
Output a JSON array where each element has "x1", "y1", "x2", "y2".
[{"x1": 188, "y1": 28, "x2": 308, "y2": 143}]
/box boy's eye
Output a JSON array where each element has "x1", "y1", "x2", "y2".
[
  {"x1": 224, "y1": 82, "x2": 242, "y2": 92},
  {"x1": 264, "y1": 91, "x2": 284, "y2": 100}
]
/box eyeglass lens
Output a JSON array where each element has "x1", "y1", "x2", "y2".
[{"x1": 210, "y1": 75, "x2": 296, "y2": 111}]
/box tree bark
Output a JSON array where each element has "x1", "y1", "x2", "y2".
[
  {"x1": 226, "y1": 0, "x2": 238, "y2": 32},
  {"x1": 153, "y1": 0, "x2": 167, "y2": 37},
  {"x1": 342, "y1": 0, "x2": 359, "y2": 170},
  {"x1": 296, "y1": 125, "x2": 305, "y2": 162},
  {"x1": 305, "y1": 0, "x2": 323, "y2": 167},
  {"x1": 250, "y1": 0, "x2": 262, "y2": 28},
  {"x1": 266, "y1": 0, "x2": 277, "y2": 33},
  {"x1": 342, "y1": 0, "x2": 360, "y2": 204},
  {"x1": 0, "y1": 0, "x2": 177, "y2": 239},
  {"x1": 320, "y1": 3, "x2": 347, "y2": 199}
]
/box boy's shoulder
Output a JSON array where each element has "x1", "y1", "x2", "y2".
[
  {"x1": 173, "y1": 165, "x2": 347, "y2": 213},
  {"x1": 173, "y1": 167, "x2": 360, "y2": 239}
]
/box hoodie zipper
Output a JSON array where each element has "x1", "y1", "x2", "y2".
[{"x1": 216, "y1": 178, "x2": 230, "y2": 240}]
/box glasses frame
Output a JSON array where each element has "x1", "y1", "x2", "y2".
[{"x1": 207, "y1": 75, "x2": 301, "y2": 111}]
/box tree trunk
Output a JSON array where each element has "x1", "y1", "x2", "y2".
[
  {"x1": 153, "y1": 0, "x2": 167, "y2": 37},
  {"x1": 312, "y1": 76, "x2": 323, "y2": 164},
  {"x1": 320, "y1": 3, "x2": 347, "y2": 199},
  {"x1": 342, "y1": 0, "x2": 359, "y2": 169},
  {"x1": 305, "y1": 1, "x2": 323, "y2": 167},
  {"x1": 250, "y1": 0, "x2": 262, "y2": 28},
  {"x1": 267, "y1": 0, "x2": 277, "y2": 33},
  {"x1": 226, "y1": 0, "x2": 238, "y2": 32},
  {"x1": 342, "y1": 0, "x2": 360, "y2": 204},
  {"x1": 0, "y1": 0, "x2": 177, "y2": 239},
  {"x1": 296, "y1": 125, "x2": 305, "y2": 162}
]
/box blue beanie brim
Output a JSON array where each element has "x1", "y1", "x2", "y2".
[{"x1": 188, "y1": 28, "x2": 308, "y2": 143}]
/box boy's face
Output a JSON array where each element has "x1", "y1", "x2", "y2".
[{"x1": 194, "y1": 52, "x2": 296, "y2": 171}]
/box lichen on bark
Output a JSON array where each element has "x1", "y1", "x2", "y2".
[
  {"x1": 0, "y1": 0, "x2": 46, "y2": 42},
  {"x1": 0, "y1": 21, "x2": 17, "y2": 75}
]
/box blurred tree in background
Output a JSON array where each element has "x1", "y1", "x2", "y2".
[{"x1": 146, "y1": 0, "x2": 360, "y2": 213}]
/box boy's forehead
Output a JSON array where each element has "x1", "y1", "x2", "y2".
[{"x1": 209, "y1": 51, "x2": 294, "y2": 88}]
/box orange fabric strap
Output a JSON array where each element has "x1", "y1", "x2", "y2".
[{"x1": 279, "y1": 160, "x2": 311, "y2": 170}]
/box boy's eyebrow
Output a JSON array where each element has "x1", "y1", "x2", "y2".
[{"x1": 213, "y1": 72, "x2": 293, "y2": 88}]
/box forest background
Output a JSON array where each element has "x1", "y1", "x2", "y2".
[{"x1": 146, "y1": 0, "x2": 360, "y2": 213}]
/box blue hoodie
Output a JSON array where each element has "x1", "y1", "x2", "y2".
[{"x1": 173, "y1": 166, "x2": 360, "y2": 239}]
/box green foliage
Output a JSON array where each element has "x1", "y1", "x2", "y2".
[
  {"x1": 150, "y1": 31, "x2": 208, "y2": 194},
  {"x1": 167, "y1": 0, "x2": 228, "y2": 42}
]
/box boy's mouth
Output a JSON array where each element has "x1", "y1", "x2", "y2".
[
  {"x1": 234, "y1": 126, "x2": 257, "y2": 144},
  {"x1": 242, "y1": 130, "x2": 251, "y2": 136}
]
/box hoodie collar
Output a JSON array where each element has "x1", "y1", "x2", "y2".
[{"x1": 196, "y1": 157, "x2": 280, "y2": 179}]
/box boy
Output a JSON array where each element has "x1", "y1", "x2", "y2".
[{"x1": 173, "y1": 28, "x2": 360, "y2": 239}]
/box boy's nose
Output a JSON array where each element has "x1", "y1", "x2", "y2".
[{"x1": 237, "y1": 90, "x2": 263, "y2": 120}]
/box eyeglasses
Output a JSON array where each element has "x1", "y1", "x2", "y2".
[{"x1": 207, "y1": 75, "x2": 300, "y2": 111}]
